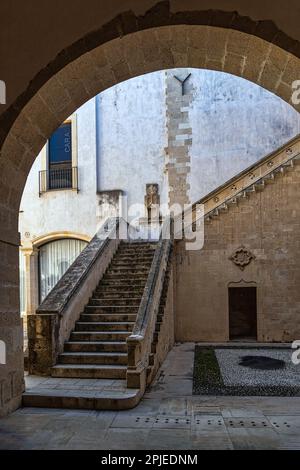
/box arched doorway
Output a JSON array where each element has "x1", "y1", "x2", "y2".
[
  {"x1": 20, "y1": 234, "x2": 89, "y2": 366},
  {"x1": 38, "y1": 238, "x2": 88, "y2": 302},
  {"x1": 19, "y1": 232, "x2": 90, "y2": 317}
]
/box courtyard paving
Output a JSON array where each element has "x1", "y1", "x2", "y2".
[{"x1": 1, "y1": 343, "x2": 300, "y2": 450}]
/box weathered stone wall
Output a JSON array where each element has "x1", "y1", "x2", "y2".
[
  {"x1": 19, "y1": 98, "x2": 98, "y2": 242},
  {"x1": 97, "y1": 71, "x2": 169, "y2": 214},
  {"x1": 189, "y1": 70, "x2": 300, "y2": 200},
  {"x1": 147, "y1": 259, "x2": 175, "y2": 385},
  {"x1": 0, "y1": 242, "x2": 24, "y2": 417},
  {"x1": 96, "y1": 68, "x2": 300, "y2": 211},
  {"x1": 165, "y1": 71, "x2": 192, "y2": 207},
  {"x1": 175, "y1": 162, "x2": 300, "y2": 343}
]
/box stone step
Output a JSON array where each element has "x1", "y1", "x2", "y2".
[
  {"x1": 120, "y1": 241, "x2": 156, "y2": 246},
  {"x1": 23, "y1": 386, "x2": 141, "y2": 410},
  {"x1": 108, "y1": 265, "x2": 152, "y2": 272},
  {"x1": 113, "y1": 255, "x2": 154, "y2": 262},
  {"x1": 58, "y1": 352, "x2": 128, "y2": 365},
  {"x1": 89, "y1": 297, "x2": 141, "y2": 306},
  {"x1": 117, "y1": 251, "x2": 155, "y2": 257},
  {"x1": 51, "y1": 364, "x2": 127, "y2": 379},
  {"x1": 70, "y1": 331, "x2": 130, "y2": 341},
  {"x1": 104, "y1": 274, "x2": 148, "y2": 280},
  {"x1": 75, "y1": 321, "x2": 134, "y2": 332},
  {"x1": 108, "y1": 262, "x2": 151, "y2": 267},
  {"x1": 106, "y1": 268, "x2": 150, "y2": 275},
  {"x1": 108, "y1": 267, "x2": 152, "y2": 274},
  {"x1": 110, "y1": 259, "x2": 152, "y2": 265},
  {"x1": 64, "y1": 341, "x2": 127, "y2": 353},
  {"x1": 117, "y1": 247, "x2": 156, "y2": 253},
  {"x1": 84, "y1": 305, "x2": 139, "y2": 314},
  {"x1": 111, "y1": 257, "x2": 153, "y2": 263},
  {"x1": 94, "y1": 291, "x2": 143, "y2": 299},
  {"x1": 113, "y1": 259, "x2": 153, "y2": 265},
  {"x1": 112, "y1": 254, "x2": 153, "y2": 260},
  {"x1": 97, "y1": 279, "x2": 146, "y2": 287},
  {"x1": 92, "y1": 291, "x2": 144, "y2": 299},
  {"x1": 118, "y1": 243, "x2": 155, "y2": 249},
  {"x1": 80, "y1": 313, "x2": 137, "y2": 322},
  {"x1": 119, "y1": 243, "x2": 156, "y2": 249},
  {"x1": 100, "y1": 277, "x2": 147, "y2": 283}
]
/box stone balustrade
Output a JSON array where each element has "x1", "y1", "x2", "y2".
[
  {"x1": 28, "y1": 218, "x2": 125, "y2": 375},
  {"x1": 197, "y1": 134, "x2": 300, "y2": 221},
  {"x1": 126, "y1": 218, "x2": 173, "y2": 390}
]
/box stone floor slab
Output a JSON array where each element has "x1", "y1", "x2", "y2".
[{"x1": 1, "y1": 343, "x2": 300, "y2": 449}]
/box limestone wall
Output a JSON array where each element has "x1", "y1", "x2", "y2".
[
  {"x1": 175, "y1": 161, "x2": 300, "y2": 342},
  {"x1": 0, "y1": 242, "x2": 24, "y2": 417}
]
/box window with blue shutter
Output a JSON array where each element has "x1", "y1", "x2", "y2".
[
  {"x1": 47, "y1": 122, "x2": 73, "y2": 190},
  {"x1": 49, "y1": 122, "x2": 72, "y2": 164}
]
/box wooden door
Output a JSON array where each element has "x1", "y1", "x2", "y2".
[{"x1": 229, "y1": 287, "x2": 257, "y2": 340}]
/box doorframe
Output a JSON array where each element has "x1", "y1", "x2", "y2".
[{"x1": 227, "y1": 279, "x2": 258, "y2": 341}]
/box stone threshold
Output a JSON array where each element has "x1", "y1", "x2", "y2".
[{"x1": 23, "y1": 376, "x2": 142, "y2": 411}]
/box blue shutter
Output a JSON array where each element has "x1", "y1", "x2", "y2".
[{"x1": 49, "y1": 122, "x2": 72, "y2": 164}]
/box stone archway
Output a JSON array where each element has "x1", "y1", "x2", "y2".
[
  {"x1": 2, "y1": 26, "x2": 300, "y2": 225},
  {"x1": 20, "y1": 232, "x2": 91, "y2": 316},
  {"x1": 31, "y1": 232, "x2": 91, "y2": 248},
  {"x1": 0, "y1": 16, "x2": 300, "y2": 416}
]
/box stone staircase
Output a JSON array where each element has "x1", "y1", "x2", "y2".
[
  {"x1": 51, "y1": 240, "x2": 157, "y2": 380},
  {"x1": 204, "y1": 158, "x2": 299, "y2": 223},
  {"x1": 190, "y1": 137, "x2": 300, "y2": 225},
  {"x1": 24, "y1": 137, "x2": 300, "y2": 411}
]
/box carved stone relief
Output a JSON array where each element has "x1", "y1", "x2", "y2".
[{"x1": 229, "y1": 246, "x2": 255, "y2": 270}]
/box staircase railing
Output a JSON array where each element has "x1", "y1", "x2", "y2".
[
  {"x1": 199, "y1": 134, "x2": 300, "y2": 221},
  {"x1": 28, "y1": 217, "x2": 126, "y2": 375},
  {"x1": 126, "y1": 218, "x2": 173, "y2": 390}
]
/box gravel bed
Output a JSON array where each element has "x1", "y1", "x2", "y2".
[
  {"x1": 215, "y1": 348, "x2": 300, "y2": 388},
  {"x1": 193, "y1": 346, "x2": 300, "y2": 396}
]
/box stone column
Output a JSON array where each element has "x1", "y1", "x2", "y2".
[
  {"x1": 21, "y1": 247, "x2": 39, "y2": 359},
  {"x1": 23, "y1": 247, "x2": 39, "y2": 316}
]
